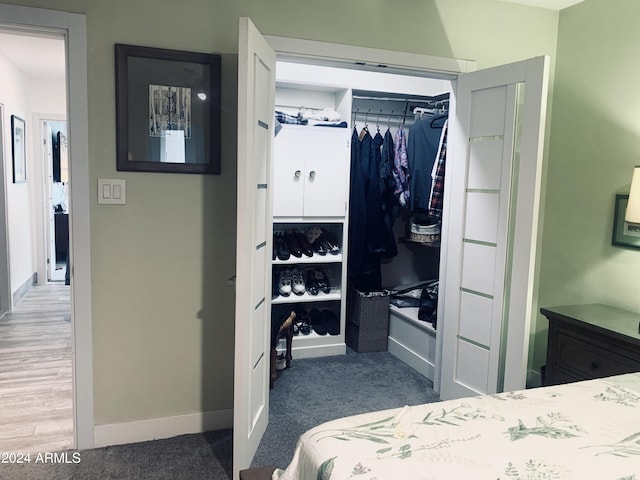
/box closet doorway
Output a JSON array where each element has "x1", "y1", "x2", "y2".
[{"x1": 234, "y1": 17, "x2": 549, "y2": 477}]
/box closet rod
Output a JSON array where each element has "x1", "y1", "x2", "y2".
[
  {"x1": 352, "y1": 94, "x2": 437, "y2": 103},
  {"x1": 353, "y1": 111, "x2": 408, "y2": 118},
  {"x1": 275, "y1": 104, "x2": 322, "y2": 110}
]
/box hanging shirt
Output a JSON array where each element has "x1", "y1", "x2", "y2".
[
  {"x1": 366, "y1": 131, "x2": 390, "y2": 256},
  {"x1": 428, "y1": 120, "x2": 448, "y2": 220},
  {"x1": 407, "y1": 116, "x2": 446, "y2": 213},
  {"x1": 392, "y1": 126, "x2": 410, "y2": 207},
  {"x1": 348, "y1": 127, "x2": 367, "y2": 277},
  {"x1": 380, "y1": 128, "x2": 398, "y2": 258}
]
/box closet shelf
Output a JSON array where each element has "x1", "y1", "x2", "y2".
[
  {"x1": 272, "y1": 289, "x2": 341, "y2": 304},
  {"x1": 399, "y1": 237, "x2": 440, "y2": 248},
  {"x1": 273, "y1": 253, "x2": 343, "y2": 265}
]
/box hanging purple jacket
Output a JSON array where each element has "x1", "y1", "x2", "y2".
[{"x1": 393, "y1": 126, "x2": 410, "y2": 207}]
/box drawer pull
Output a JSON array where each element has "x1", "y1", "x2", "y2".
[
  {"x1": 294, "y1": 170, "x2": 302, "y2": 178},
  {"x1": 591, "y1": 361, "x2": 600, "y2": 370}
]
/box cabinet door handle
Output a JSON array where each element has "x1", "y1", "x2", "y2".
[
  {"x1": 309, "y1": 170, "x2": 316, "y2": 179},
  {"x1": 294, "y1": 170, "x2": 302, "y2": 178},
  {"x1": 591, "y1": 361, "x2": 600, "y2": 369}
]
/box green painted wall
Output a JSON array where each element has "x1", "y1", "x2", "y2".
[
  {"x1": 0, "y1": 0, "x2": 560, "y2": 426},
  {"x1": 534, "y1": 0, "x2": 640, "y2": 375}
]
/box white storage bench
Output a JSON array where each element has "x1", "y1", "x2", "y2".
[{"x1": 387, "y1": 305, "x2": 436, "y2": 381}]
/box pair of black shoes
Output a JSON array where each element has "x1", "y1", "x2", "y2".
[
  {"x1": 273, "y1": 230, "x2": 313, "y2": 260},
  {"x1": 285, "y1": 229, "x2": 313, "y2": 258},
  {"x1": 310, "y1": 230, "x2": 340, "y2": 256},
  {"x1": 291, "y1": 306, "x2": 312, "y2": 336},
  {"x1": 306, "y1": 268, "x2": 330, "y2": 296},
  {"x1": 310, "y1": 309, "x2": 339, "y2": 335}
]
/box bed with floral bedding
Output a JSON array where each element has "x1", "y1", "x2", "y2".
[{"x1": 273, "y1": 373, "x2": 640, "y2": 480}]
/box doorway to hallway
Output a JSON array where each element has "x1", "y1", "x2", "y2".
[{"x1": 0, "y1": 29, "x2": 73, "y2": 452}]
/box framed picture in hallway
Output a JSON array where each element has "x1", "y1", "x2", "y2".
[
  {"x1": 11, "y1": 115, "x2": 26, "y2": 183},
  {"x1": 115, "y1": 43, "x2": 221, "y2": 174}
]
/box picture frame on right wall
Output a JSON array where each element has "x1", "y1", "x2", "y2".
[{"x1": 612, "y1": 194, "x2": 640, "y2": 249}]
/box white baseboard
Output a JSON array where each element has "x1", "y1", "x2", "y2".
[
  {"x1": 287, "y1": 342, "x2": 346, "y2": 360},
  {"x1": 12, "y1": 272, "x2": 36, "y2": 306},
  {"x1": 93, "y1": 408, "x2": 233, "y2": 448}
]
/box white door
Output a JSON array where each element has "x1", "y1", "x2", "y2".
[
  {"x1": 439, "y1": 56, "x2": 549, "y2": 400},
  {"x1": 233, "y1": 17, "x2": 276, "y2": 479},
  {"x1": 44, "y1": 122, "x2": 57, "y2": 281}
]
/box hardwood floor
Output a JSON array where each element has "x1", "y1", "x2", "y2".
[{"x1": 0, "y1": 283, "x2": 73, "y2": 453}]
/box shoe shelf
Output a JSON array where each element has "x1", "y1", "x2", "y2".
[
  {"x1": 273, "y1": 253, "x2": 342, "y2": 265},
  {"x1": 272, "y1": 288, "x2": 341, "y2": 304},
  {"x1": 271, "y1": 112, "x2": 350, "y2": 360}
]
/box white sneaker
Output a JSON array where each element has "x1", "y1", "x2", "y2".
[
  {"x1": 291, "y1": 267, "x2": 306, "y2": 296},
  {"x1": 278, "y1": 269, "x2": 292, "y2": 297}
]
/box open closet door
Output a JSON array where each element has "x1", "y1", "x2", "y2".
[
  {"x1": 233, "y1": 17, "x2": 276, "y2": 478},
  {"x1": 439, "y1": 56, "x2": 549, "y2": 400}
]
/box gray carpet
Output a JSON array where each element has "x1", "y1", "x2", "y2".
[
  {"x1": 1, "y1": 351, "x2": 438, "y2": 479},
  {"x1": 0, "y1": 429, "x2": 233, "y2": 480},
  {"x1": 251, "y1": 350, "x2": 440, "y2": 470}
]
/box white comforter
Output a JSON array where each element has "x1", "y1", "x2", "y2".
[{"x1": 274, "y1": 373, "x2": 640, "y2": 479}]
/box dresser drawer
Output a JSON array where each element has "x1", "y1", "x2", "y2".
[
  {"x1": 554, "y1": 330, "x2": 640, "y2": 380},
  {"x1": 542, "y1": 304, "x2": 640, "y2": 386}
]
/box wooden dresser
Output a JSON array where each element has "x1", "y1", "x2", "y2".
[{"x1": 541, "y1": 304, "x2": 640, "y2": 386}]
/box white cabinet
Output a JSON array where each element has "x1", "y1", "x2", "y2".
[{"x1": 273, "y1": 126, "x2": 350, "y2": 218}]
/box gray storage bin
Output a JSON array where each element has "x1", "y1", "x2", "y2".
[{"x1": 346, "y1": 289, "x2": 391, "y2": 353}]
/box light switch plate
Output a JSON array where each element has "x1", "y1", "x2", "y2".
[{"x1": 98, "y1": 179, "x2": 126, "y2": 205}]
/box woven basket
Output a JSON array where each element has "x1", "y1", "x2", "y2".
[
  {"x1": 346, "y1": 289, "x2": 390, "y2": 353},
  {"x1": 409, "y1": 221, "x2": 440, "y2": 244}
]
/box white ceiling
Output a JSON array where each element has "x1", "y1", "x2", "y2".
[
  {"x1": 499, "y1": 0, "x2": 585, "y2": 10},
  {"x1": 0, "y1": 31, "x2": 65, "y2": 83}
]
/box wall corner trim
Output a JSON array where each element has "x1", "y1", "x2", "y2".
[{"x1": 93, "y1": 409, "x2": 234, "y2": 448}]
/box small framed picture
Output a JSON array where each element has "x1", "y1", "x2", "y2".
[
  {"x1": 11, "y1": 115, "x2": 26, "y2": 183},
  {"x1": 612, "y1": 194, "x2": 640, "y2": 249},
  {"x1": 115, "y1": 44, "x2": 221, "y2": 174}
]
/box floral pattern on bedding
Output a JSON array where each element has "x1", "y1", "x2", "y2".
[{"x1": 273, "y1": 373, "x2": 640, "y2": 480}]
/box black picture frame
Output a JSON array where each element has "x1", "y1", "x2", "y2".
[
  {"x1": 612, "y1": 194, "x2": 640, "y2": 249},
  {"x1": 115, "y1": 44, "x2": 221, "y2": 174},
  {"x1": 11, "y1": 115, "x2": 26, "y2": 183}
]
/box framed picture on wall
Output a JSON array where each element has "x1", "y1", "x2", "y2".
[
  {"x1": 11, "y1": 115, "x2": 26, "y2": 183},
  {"x1": 612, "y1": 194, "x2": 640, "y2": 249},
  {"x1": 115, "y1": 43, "x2": 221, "y2": 174}
]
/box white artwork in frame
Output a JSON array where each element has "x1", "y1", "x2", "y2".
[{"x1": 148, "y1": 84, "x2": 191, "y2": 139}]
